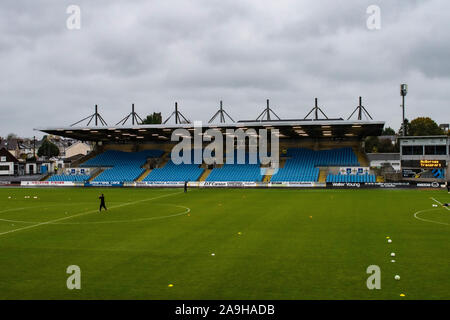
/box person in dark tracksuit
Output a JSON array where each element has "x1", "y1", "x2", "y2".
[
  {"x1": 184, "y1": 181, "x2": 188, "y2": 193},
  {"x1": 99, "y1": 194, "x2": 107, "y2": 212}
]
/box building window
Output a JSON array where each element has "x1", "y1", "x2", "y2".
[
  {"x1": 402, "y1": 145, "x2": 423, "y2": 155},
  {"x1": 436, "y1": 145, "x2": 447, "y2": 155},
  {"x1": 402, "y1": 146, "x2": 413, "y2": 155},
  {"x1": 413, "y1": 146, "x2": 423, "y2": 155},
  {"x1": 0, "y1": 165, "x2": 10, "y2": 171},
  {"x1": 425, "y1": 145, "x2": 446, "y2": 155}
]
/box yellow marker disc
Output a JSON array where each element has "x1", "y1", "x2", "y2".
[
  {"x1": 400, "y1": 293, "x2": 405, "y2": 297},
  {"x1": 168, "y1": 284, "x2": 174, "y2": 287}
]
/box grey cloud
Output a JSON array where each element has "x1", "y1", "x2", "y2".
[{"x1": 0, "y1": 0, "x2": 449, "y2": 137}]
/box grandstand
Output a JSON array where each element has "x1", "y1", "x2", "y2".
[
  {"x1": 44, "y1": 145, "x2": 377, "y2": 184},
  {"x1": 37, "y1": 104, "x2": 385, "y2": 185}
]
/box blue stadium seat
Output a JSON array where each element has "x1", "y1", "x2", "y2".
[
  {"x1": 88, "y1": 150, "x2": 163, "y2": 182},
  {"x1": 48, "y1": 175, "x2": 90, "y2": 182},
  {"x1": 206, "y1": 152, "x2": 264, "y2": 182},
  {"x1": 51, "y1": 147, "x2": 372, "y2": 183},
  {"x1": 271, "y1": 147, "x2": 361, "y2": 182},
  {"x1": 82, "y1": 150, "x2": 163, "y2": 167},
  {"x1": 144, "y1": 160, "x2": 204, "y2": 182},
  {"x1": 144, "y1": 149, "x2": 204, "y2": 182},
  {"x1": 326, "y1": 173, "x2": 376, "y2": 183}
]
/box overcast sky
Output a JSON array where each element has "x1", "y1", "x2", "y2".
[{"x1": 0, "y1": 0, "x2": 449, "y2": 137}]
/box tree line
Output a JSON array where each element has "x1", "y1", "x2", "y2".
[{"x1": 365, "y1": 117, "x2": 448, "y2": 153}]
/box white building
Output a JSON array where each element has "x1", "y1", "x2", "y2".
[
  {"x1": 367, "y1": 153, "x2": 401, "y2": 172},
  {"x1": 0, "y1": 147, "x2": 18, "y2": 175},
  {"x1": 64, "y1": 141, "x2": 92, "y2": 159},
  {"x1": 398, "y1": 136, "x2": 449, "y2": 181}
]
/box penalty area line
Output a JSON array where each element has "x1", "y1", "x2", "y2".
[
  {"x1": 0, "y1": 191, "x2": 183, "y2": 237},
  {"x1": 430, "y1": 197, "x2": 450, "y2": 211},
  {"x1": 413, "y1": 208, "x2": 450, "y2": 226}
]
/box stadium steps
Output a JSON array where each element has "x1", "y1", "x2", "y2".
[
  {"x1": 353, "y1": 147, "x2": 369, "y2": 166},
  {"x1": 318, "y1": 169, "x2": 328, "y2": 183},
  {"x1": 158, "y1": 152, "x2": 171, "y2": 168},
  {"x1": 40, "y1": 173, "x2": 51, "y2": 181},
  {"x1": 71, "y1": 150, "x2": 99, "y2": 167},
  {"x1": 136, "y1": 169, "x2": 151, "y2": 181},
  {"x1": 263, "y1": 168, "x2": 275, "y2": 182},
  {"x1": 198, "y1": 168, "x2": 211, "y2": 181},
  {"x1": 88, "y1": 169, "x2": 104, "y2": 182}
]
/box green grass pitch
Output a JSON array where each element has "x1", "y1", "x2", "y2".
[{"x1": 0, "y1": 187, "x2": 448, "y2": 300}]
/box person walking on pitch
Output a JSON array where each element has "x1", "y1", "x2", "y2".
[{"x1": 99, "y1": 193, "x2": 107, "y2": 212}]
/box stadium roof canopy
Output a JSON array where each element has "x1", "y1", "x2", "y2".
[{"x1": 36, "y1": 120, "x2": 384, "y2": 142}]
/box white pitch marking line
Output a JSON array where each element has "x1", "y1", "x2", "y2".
[
  {"x1": 0, "y1": 191, "x2": 183, "y2": 237},
  {"x1": 413, "y1": 208, "x2": 450, "y2": 226},
  {"x1": 431, "y1": 197, "x2": 450, "y2": 211},
  {"x1": 0, "y1": 205, "x2": 191, "y2": 225}
]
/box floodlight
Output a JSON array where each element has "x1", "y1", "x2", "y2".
[{"x1": 400, "y1": 84, "x2": 408, "y2": 97}]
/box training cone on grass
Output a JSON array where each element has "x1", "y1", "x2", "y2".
[{"x1": 168, "y1": 284, "x2": 174, "y2": 288}]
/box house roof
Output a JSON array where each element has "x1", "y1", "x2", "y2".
[{"x1": 0, "y1": 147, "x2": 19, "y2": 163}]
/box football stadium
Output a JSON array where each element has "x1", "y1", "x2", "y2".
[
  {"x1": 1, "y1": 2, "x2": 450, "y2": 314},
  {"x1": 0, "y1": 99, "x2": 449, "y2": 301}
]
